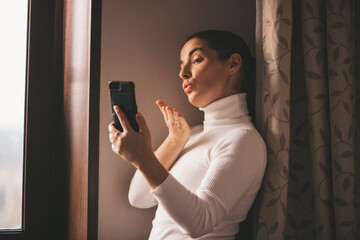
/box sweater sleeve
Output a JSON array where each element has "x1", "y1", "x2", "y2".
[
  {"x1": 151, "y1": 129, "x2": 266, "y2": 238},
  {"x1": 128, "y1": 169, "x2": 158, "y2": 208}
]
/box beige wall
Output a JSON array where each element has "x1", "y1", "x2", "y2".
[{"x1": 98, "y1": 1, "x2": 255, "y2": 239}]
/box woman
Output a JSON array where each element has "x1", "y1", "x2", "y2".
[{"x1": 108, "y1": 30, "x2": 267, "y2": 239}]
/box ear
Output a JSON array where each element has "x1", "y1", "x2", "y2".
[{"x1": 228, "y1": 53, "x2": 242, "y2": 75}]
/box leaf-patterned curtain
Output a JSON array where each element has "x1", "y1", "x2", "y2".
[{"x1": 255, "y1": 0, "x2": 360, "y2": 239}]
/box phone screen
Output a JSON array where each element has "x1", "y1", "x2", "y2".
[{"x1": 109, "y1": 81, "x2": 138, "y2": 132}]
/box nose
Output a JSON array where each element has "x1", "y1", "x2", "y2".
[{"x1": 179, "y1": 64, "x2": 191, "y2": 80}]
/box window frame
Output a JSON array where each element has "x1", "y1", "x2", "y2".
[
  {"x1": 0, "y1": 0, "x2": 64, "y2": 239},
  {"x1": 0, "y1": 0, "x2": 101, "y2": 239}
]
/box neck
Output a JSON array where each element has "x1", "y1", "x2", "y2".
[{"x1": 199, "y1": 93, "x2": 251, "y2": 130}]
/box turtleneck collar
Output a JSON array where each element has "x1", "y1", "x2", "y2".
[{"x1": 199, "y1": 93, "x2": 251, "y2": 130}]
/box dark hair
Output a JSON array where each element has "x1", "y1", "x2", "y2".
[
  {"x1": 185, "y1": 30, "x2": 253, "y2": 94},
  {"x1": 185, "y1": 30, "x2": 255, "y2": 120}
]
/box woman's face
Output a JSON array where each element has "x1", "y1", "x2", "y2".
[{"x1": 179, "y1": 38, "x2": 236, "y2": 108}]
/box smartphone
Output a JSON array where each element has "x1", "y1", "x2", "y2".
[{"x1": 109, "y1": 81, "x2": 139, "y2": 132}]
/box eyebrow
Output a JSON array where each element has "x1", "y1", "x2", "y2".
[{"x1": 180, "y1": 47, "x2": 204, "y2": 65}]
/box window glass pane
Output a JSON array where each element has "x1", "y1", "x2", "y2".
[{"x1": 0, "y1": 0, "x2": 28, "y2": 231}]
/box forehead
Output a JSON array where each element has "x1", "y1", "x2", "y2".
[{"x1": 180, "y1": 38, "x2": 208, "y2": 58}]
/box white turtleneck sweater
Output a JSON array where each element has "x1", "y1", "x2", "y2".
[{"x1": 128, "y1": 93, "x2": 267, "y2": 240}]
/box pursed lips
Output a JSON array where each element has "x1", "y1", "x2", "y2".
[{"x1": 183, "y1": 82, "x2": 192, "y2": 94}]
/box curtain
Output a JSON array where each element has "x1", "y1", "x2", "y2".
[{"x1": 255, "y1": 0, "x2": 360, "y2": 239}]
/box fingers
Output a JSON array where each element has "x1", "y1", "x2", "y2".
[
  {"x1": 113, "y1": 105, "x2": 132, "y2": 132},
  {"x1": 156, "y1": 100, "x2": 182, "y2": 126},
  {"x1": 136, "y1": 112, "x2": 151, "y2": 139},
  {"x1": 108, "y1": 122, "x2": 117, "y2": 132},
  {"x1": 166, "y1": 106, "x2": 174, "y2": 124},
  {"x1": 109, "y1": 111, "x2": 151, "y2": 142},
  {"x1": 111, "y1": 143, "x2": 118, "y2": 154},
  {"x1": 166, "y1": 107, "x2": 181, "y2": 126},
  {"x1": 108, "y1": 123, "x2": 121, "y2": 142},
  {"x1": 173, "y1": 108, "x2": 180, "y2": 124},
  {"x1": 156, "y1": 100, "x2": 169, "y2": 122},
  {"x1": 156, "y1": 100, "x2": 167, "y2": 108},
  {"x1": 179, "y1": 114, "x2": 188, "y2": 126}
]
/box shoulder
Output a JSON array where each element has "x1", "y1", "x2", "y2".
[
  {"x1": 217, "y1": 124, "x2": 264, "y2": 147},
  {"x1": 210, "y1": 124, "x2": 266, "y2": 163}
]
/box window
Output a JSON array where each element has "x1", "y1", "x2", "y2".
[
  {"x1": 0, "y1": 0, "x2": 29, "y2": 231},
  {"x1": 0, "y1": 1, "x2": 101, "y2": 238}
]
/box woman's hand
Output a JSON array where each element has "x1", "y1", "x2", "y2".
[
  {"x1": 156, "y1": 100, "x2": 190, "y2": 146},
  {"x1": 108, "y1": 106, "x2": 154, "y2": 168},
  {"x1": 109, "y1": 106, "x2": 169, "y2": 189}
]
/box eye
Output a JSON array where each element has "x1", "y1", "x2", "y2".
[{"x1": 193, "y1": 57, "x2": 203, "y2": 64}]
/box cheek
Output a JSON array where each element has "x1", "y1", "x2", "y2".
[
  {"x1": 193, "y1": 65, "x2": 214, "y2": 84},
  {"x1": 192, "y1": 61, "x2": 227, "y2": 89},
  {"x1": 195, "y1": 70, "x2": 221, "y2": 90}
]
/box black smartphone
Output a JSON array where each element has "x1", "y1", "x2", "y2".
[{"x1": 109, "y1": 81, "x2": 139, "y2": 132}]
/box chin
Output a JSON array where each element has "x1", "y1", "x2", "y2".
[
  {"x1": 187, "y1": 95, "x2": 207, "y2": 108},
  {"x1": 187, "y1": 95, "x2": 199, "y2": 107}
]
